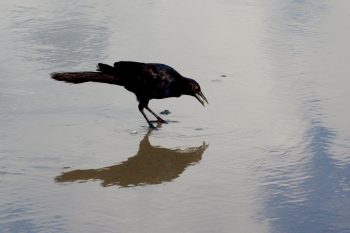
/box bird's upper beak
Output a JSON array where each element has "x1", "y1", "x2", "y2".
[{"x1": 195, "y1": 91, "x2": 209, "y2": 107}]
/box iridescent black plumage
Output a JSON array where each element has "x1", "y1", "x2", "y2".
[{"x1": 51, "y1": 61, "x2": 208, "y2": 128}]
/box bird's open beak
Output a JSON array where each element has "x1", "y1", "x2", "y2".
[{"x1": 195, "y1": 91, "x2": 209, "y2": 107}]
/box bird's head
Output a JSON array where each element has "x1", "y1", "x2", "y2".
[{"x1": 183, "y1": 79, "x2": 208, "y2": 107}]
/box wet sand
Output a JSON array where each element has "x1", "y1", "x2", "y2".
[{"x1": 1, "y1": 1, "x2": 350, "y2": 232}]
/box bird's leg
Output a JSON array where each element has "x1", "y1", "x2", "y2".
[
  {"x1": 145, "y1": 106, "x2": 167, "y2": 123},
  {"x1": 138, "y1": 103, "x2": 156, "y2": 129}
]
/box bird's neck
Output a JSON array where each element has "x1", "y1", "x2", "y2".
[{"x1": 179, "y1": 77, "x2": 194, "y2": 96}]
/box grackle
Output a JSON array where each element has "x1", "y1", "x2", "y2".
[{"x1": 51, "y1": 61, "x2": 208, "y2": 128}]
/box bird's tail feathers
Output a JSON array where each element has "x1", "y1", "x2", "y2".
[
  {"x1": 51, "y1": 72, "x2": 122, "y2": 85},
  {"x1": 96, "y1": 63, "x2": 116, "y2": 75}
]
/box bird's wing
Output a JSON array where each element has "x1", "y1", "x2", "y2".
[
  {"x1": 114, "y1": 61, "x2": 182, "y2": 98},
  {"x1": 114, "y1": 61, "x2": 181, "y2": 82},
  {"x1": 113, "y1": 61, "x2": 145, "y2": 78}
]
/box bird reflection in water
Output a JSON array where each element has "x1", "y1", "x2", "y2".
[{"x1": 55, "y1": 129, "x2": 208, "y2": 187}]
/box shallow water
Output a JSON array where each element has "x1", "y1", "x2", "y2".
[{"x1": 1, "y1": 0, "x2": 350, "y2": 232}]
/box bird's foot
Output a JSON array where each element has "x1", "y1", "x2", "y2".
[
  {"x1": 150, "y1": 120, "x2": 168, "y2": 124},
  {"x1": 160, "y1": 119, "x2": 168, "y2": 124},
  {"x1": 148, "y1": 123, "x2": 157, "y2": 130},
  {"x1": 150, "y1": 118, "x2": 168, "y2": 124}
]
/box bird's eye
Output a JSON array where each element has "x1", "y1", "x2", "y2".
[{"x1": 194, "y1": 85, "x2": 199, "y2": 90}]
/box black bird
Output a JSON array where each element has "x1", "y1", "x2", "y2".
[{"x1": 51, "y1": 61, "x2": 208, "y2": 128}]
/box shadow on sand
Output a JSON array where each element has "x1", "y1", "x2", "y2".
[{"x1": 55, "y1": 129, "x2": 208, "y2": 187}]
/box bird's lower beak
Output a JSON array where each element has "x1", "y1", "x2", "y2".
[{"x1": 195, "y1": 91, "x2": 209, "y2": 107}]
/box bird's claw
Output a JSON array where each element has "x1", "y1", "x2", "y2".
[
  {"x1": 150, "y1": 119, "x2": 168, "y2": 124},
  {"x1": 148, "y1": 123, "x2": 157, "y2": 130}
]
